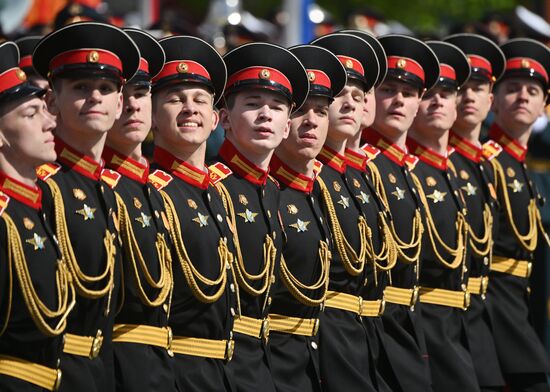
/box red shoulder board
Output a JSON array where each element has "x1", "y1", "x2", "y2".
[
  {"x1": 101, "y1": 169, "x2": 122, "y2": 189},
  {"x1": 36, "y1": 162, "x2": 61, "y2": 181},
  {"x1": 208, "y1": 162, "x2": 232, "y2": 185},
  {"x1": 482, "y1": 140, "x2": 503, "y2": 161},
  {"x1": 313, "y1": 159, "x2": 323, "y2": 177},
  {"x1": 404, "y1": 154, "x2": 419, "y2": 170},
  {"x1": 148, "y1": 169, "x2": 173, "y2": 191},
  {"x1": 362, "y1": 144, "x2": 381, "y2": 162},
  {"x1": 0, "y1": 192, "x2": 10, "y2": 216}
]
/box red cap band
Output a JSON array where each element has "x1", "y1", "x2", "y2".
[
  {"x1": 439, "y1": 63, "x2": 456, "y2": 81},
  {"x1": 139, "y1": 58, "x2": 149, "y2": 74},
  {"x1": 152, "y1": 60, "x2": 211, "y2": 83},
  {"x1": 468, "y1": 55, "x2": 493, "y2": 76},
  {"x1": 19, "y1": 55, "x2": 33, "y2": 70},
  {"x1": 307, "y1": 69, "x2": 331, "y2": 89},
  {"x1": 506, "y1": 57, "x2": 548, "y2": 83},
  {"x1": 50, "y1": 48, "x2": 122, "y2": 73},
  {"x1": 0, "y1": 67, "x2": 28, "y2": 94},
  {"x1": 337, "y1": 55, "x2": 364, "y2": 76},
  {"x1": 387, "y1": 56, "x2": 425, "y2": 83},
  {"x1": 226, "y1": 66, "x2": 292, "y2": 94}
]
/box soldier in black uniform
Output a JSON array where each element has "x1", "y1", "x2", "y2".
[
  {"x1": 15, "y1": 36, "x2": 49, "y2": 90},
  {"x1": 443, "y1": 33, "x2": 507, "y2": 392},
  {"x1": 308, "y1": 32, "x2": 385, "y2": 392},
  {"x1": 364, "y1": 34, "x2": 439, "y2": 392},
  {"x1": 407, "y1": 41, "x2": 480, "y2": 392},
  {"x1": 33, "y1": 22, "x2": 140, "y2": 392},
  {"x1": 212, "y1": 42, "x2": 308, "y2": 391},
  {"x1": 484, "y1": 38, "x2": 550, "y2": 391},
  {"x1": 0, "y1": 40, "x2": 72, "y2": 392},
  {"x1": 100, "y1": 28, "x2": 177, "y2": 391},
  {"x1": 267, "y1": 44, "x2": 346, "y2": 392},
  {"x1": 149, "y1": 35, "x2": 237, "y2": 391}
]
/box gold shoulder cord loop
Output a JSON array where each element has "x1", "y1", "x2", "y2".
[
  {"x1": 317, "y1": 176, "x2": 368, "y2": 276},
  {"x1": 490, "y1": 159, "x2": 539, "y2": 251},
  {"x1": 467, "y1": 203, "x2": 493, "y2": 257},
  {"x1": 161, "y1": 191, "x2": 228, "y2": 304},
  {"x1": 47, "y1": 179, "x2": 115, "y2": 299},
  {"x1": 3, "y1": 213, "x2": 75, "y2": 336},
  {"x1": 115, "y1": 193, "x2": 172, "y2": 307},
  {"x1": 411, "y1": 173, "x2": 466, "y2": 269},
  {"x1": 279, "y1": 240, "x2": 331, "y2": 306}
]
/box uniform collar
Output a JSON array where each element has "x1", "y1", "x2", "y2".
[
  {"x1": 0, "y1": 171, "x2": 41, "y2": 210},
  {"x1": 218, "y1": 140, "x2": 269, "y2": 186},
  {"x1": 270, "y1": 154, "x2": 315, "y2": 194},
  {"x1": 344, "y1": 148, "x2": 367, "y2": 172},
  {"x1": 406, "y1": 137, "x2": 449, "y2": 170},
  {"x1": 103, "y1": 145, "x2": 149, "y2": 184},
  {"x1": 55, "y1": 138, "x2": 103, "y2": 181},
  {"x1": 448, "y1": 131, "x2": 482, "y2": 163},
  {"x1": 488, "y1": 123, "x2": 527, "y2": 162},
  {"x1": 153, "y1": 146, "x2": 209, "y2": 190},
  {"x1": 362, "y1": 128, "x2": 408, "y2": 166},
  {"x1": 317, "y1": 145, "x2": 347, "y2": 174}
]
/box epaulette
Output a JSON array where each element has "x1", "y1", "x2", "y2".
[
  {"x1": 148, "y1": 169, "x2": 173, "y2": 191},
  {"x1": 208, "y1": 162, "x2": 232, "y2": 185},
  {"x1": 268, "y1": 175, "x2": 280, "y2": 189},
  {"x1": 482, "y1": 140, "x2": 503, "y2": 161},
  {"x1": 313, "y1": 159, "x2": 323, "y2": 177},
  {"x1": 101, "y1": 169, "x2": 122, "y2": 189},
  {"x1": 36, "y1": 162, "x2": 61, "y2": 181},
  {"x1": 362, "y1": 143, "x2": 381, "y2": 162},
  {"x1": 404, "y1": 154, "x2": 419, "y2": 170},
  {"x1": 0, "y1": 192, "x2": 10, "y2": 216}
]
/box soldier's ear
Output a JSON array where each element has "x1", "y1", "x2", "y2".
[
  {"x1": 219, "y1": 107, "x2": 231, "y2": 132},
  {"x1": 114, "y1": 90, "x2": 123, "y2": 120}
]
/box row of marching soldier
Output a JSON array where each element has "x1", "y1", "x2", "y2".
[{"x1": 0, "y1": 18, "x2": 548, "y2": 392}]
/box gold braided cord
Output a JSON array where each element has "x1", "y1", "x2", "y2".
[
  {"x1": 411, "y1": 173, "x2": 466, "y2": 269},
  {"x1": 279, "y1": 240, "x2": 331, "y2": 306},
  {"x1": 368, "y1": 212, "x2": 398, "y2": 272},
  {"x1": 46, "y1": 179, "x2": 116, "y2": 298},
  {"x1": 317, "y1": 176, "x2": 368, "y2": 276},
  {"x1": 3, "y1": 213, "x2": 75, "y2": 336},
  {"x1": 490, "y1": 159, "x2": 538, "y2": 252},
  {"x1": 368, "y1": 162, "x2": 424, "y2": 264},
  {"x1": 161, "y1": 191, "x2": 229, "y2": 304},
  {"x1": 536, "y1": 207, "x2": 550, "y2": 247},
  {"x1": 115, "y1": 193, "x2": 172, "y2": 307},
  {"x1": 467, "y1": 203, "x2": 493, "y2": 257},
  {"x1": 213, "y1": 182, "x2": 276, "y2": 298}
]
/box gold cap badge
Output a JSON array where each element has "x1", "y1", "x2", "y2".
[
  {"x1": 397, "y1": 59, "x2": 407, "y2": 69},
  {"x1": 177, "y1": 62, "x2": 188, "y2": 73},
  {"x1": 259, "y1": 69, "x2": 271, "y2": 79}
]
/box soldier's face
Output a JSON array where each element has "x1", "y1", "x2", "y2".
[
  {"x1": 108, "y1": 84, "x2": 152, "y2": 149},
  {"x1": 361, "y1": 88, "x2": 376, "y2": 129},
  {"x1": 0, "y1": 96, "x2": 56, "y2": 167},
  {"x1": 373, "y1": 79, "x2": 421, "y2": 140},
  {"x1": 412, "y1": 85, "x2": 458, "y2": 135},
  {"x1": 327, "y1": 81, "x2": 364, "y2": 143},
  {"x1": 220, "y1": 89, "x2": 291, "y2": 159},
  {"x1": 455, "y1": 80, "x2": 493, "y2": 130},
  {"x1": 492, "y1": 78, "x2": 546, "y2": 133},
  {"x1": 50, "y1": 78, "x2": 122, "y2": 136},
  {"x1": 277, "y1": 96, "x2": 330, "y2": 161}
]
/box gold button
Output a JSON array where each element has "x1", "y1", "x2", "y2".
[
  {"x1": 345, "y1": 59, "x2": 353, "y2": 68},
  {"x1": 177, "y1": 62, "x2": 188, "y2": 73},
  {"x1": 261, "y1": 318, "x2": 270, "y2": 342},
  {"x1": 397, "y1": 58, "x2": 407, "y2": 69},
  {"x1": 53, "y1": 369, "x2": 62, "y2": 391},
  {"x1": 521, "y1": 59, "x2": 531, "y2": 68},
  {"x1": 90, "y1": 329, "x2": 103, "y2": 359},
  {"x1": 87, "y1": 51, "x2": 99, "y2": 63},
  {"x1": 259, "y1": 69, "x2": 271, "y2": 79},
  {"x1": 15, "y1": 69, "x2": 26, "y2": 81},
  {"x1": 307, "y1": 71, "x2": 316, "y2": 82}
]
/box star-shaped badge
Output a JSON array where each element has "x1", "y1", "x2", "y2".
[
  {"x1": 426, "y1": 190, "x2": 447, "y2": 203},
  {"x1": 192, "y1": 212, "x2": 209, "y2": 227},
  {"x1": 76, "y1": 204, "x2": 96, "y2": 220},
  {"x1": 337, "y1": 195, "x2": 350, "y2": 209},
  {"x1": 461, "y1": 182, "x2": 477, "y2": 196},
  {"x1": 391, "y1": 187, "x2": 406, "y2": 200},
  {"x1": 26, "y1": 233, "x2": 46, "y2": 250},
  {"x1": 238, "y1": 209, "x2": 258, "y2": 223},
  {"x1": 289, "y1": 219, "x2": 310, "y2": 232},
  {"x1": 135, "y1": 212, "x2": 152, "y2": 228},
  {"x1": 507, "y1": 179, "x2": 524, "y2": 193},
  {"x1": 356, "y1": 191, "x2": 370, "y2": 204}
]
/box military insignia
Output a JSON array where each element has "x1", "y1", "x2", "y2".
[
  {"x1": 135, "y1": 212, "x2": 152, "y2": 228},
  {"x1": 460, "y1": 170, "x2": 469, "y2": 180},
  {"x1": 345, "y1": 59, "x2": 354, "y2": 68},
  {"x1": 507, "y1": 179, "x2": 524, "y2": 193},
  {"x1": 521, "y1": 58, "x2": 531, "y2": 68},
  {"x1": 506, "y1": 167, "x2": 515, "y2": 177},
  {"x1": 238, "y1": 194, "x2": 248, "y2": 206},
  {"x1": 356, "y1": 191, "x2": 370, "y2": 204},
  {"x1": 177, "y1": 62, "x2": 188, "y2": 73},
  {"x1": 287, "y1": 204, "x2": 298, "y2": 215},
  {"x1": 397, "y1": 58, "x2": 407, "y2": 68},
  {"x1": 461, "y1": 182, "x2": 477, "y2": 196},
  {"x1": 87, "y1": 50, "x2": 99, "y2": 63},
  {"x1": 391, "y1": 187, "x2": 406, "y2": 200},
  {"x1": 133, "y1": 197, "x2": 142, "y2": 209},
  {"x1": 337, "y1": 195, "x2": 350, "y2": 209},
  {"x1": 259, "y1": 69, "x2": 271, "y2": 79},
  {"x1": 353, "y1": 178, "x2": 361, "y2": 188},
  {"x1": 307, "y1": 71, "x2": 316, "y2": 82},
  {"x1": 76, "y1": 204, "x2": 96, "y2": 220},
  {"x1": 73, "y1": 188, "x2": 86, "y2": 200},
  {"x1": 23, "y1": 217, "x2": 35, "y2": 230},
  {"x1": 333, "y1": 181, "x2": 341, "y2": 192},
  {"x1": 426, "y1": 190, "x2": 447, "y2": 203},
  {"x1": 26, "y1": 233, "x2": 46, "y2": 251},
  {"x1": 388, "y1": 173, "x2": 397, "y2": 184},
  {"x1": 187, "y1": 199, "x2": 198, "y2": 209},
  {"x1": 426, "y1": 176, "x2": 437, "y2": 187},
  {"x1": 238, "y1": 209, "x2": 258, "y2": 223},
  {"x1": 15, "y1": 69, "x2": 26, "y2": 81},
  {"x1": 192, "y1": 212, "x2": 209, "y2": 227},
  {"x1": 289, "y1": 219, "x2": 310, "y2": 233}
]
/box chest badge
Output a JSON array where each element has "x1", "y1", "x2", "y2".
[
  {"x1": 459, "y1": 170, "x2": 469, "y2": 180},
  {"x1": 76, "y1": 204, "x2": 96, "y2": 220},
  {"x1": 461, "y1": 182, "x2": 477, "y2": 196},
  {"x1": 238, "y1": 194, "x2": 249, "y2": 206},
  {"x1": 388, "y1": 173, "x2": 397, "y2": 184},
  {"x1": 287, "y1": 204, "x2": 298, "y2": 215},
  {"x1": 353, "y1": 178, "x2": 361, "y2": 188},
  {"x1": 238, "y1": 208, "x2": 258, "y2": 223},
  {"x1": 187, "y1": 199, "x2": 198, "y2": 209},
  {"x1": 506, "y1": 167, "x2": 515, "y2": 177},
  {"x1": 337, "y1": 195, "x2": 350, "y2": 209},
  {"x1": 333, "y1": 181, "x2": 341, "y2": 192},
  {"x1": 507, "y1": 179, "x2": 524, "y2": 193},
  {"x1": 135, "y1": 212, "x2": 152, "y2": 228},
  {"x1": 192, "y1": 212, "x2": 209, "y2": 227},
  {"x1": 72, "y1": 188, "x2": 87, "y2": 200},
  {"x1": 289, "y1": 219, "x2": 310, "y2": 233},
  {"x1": 356, "y1": 191, "x2": 370, "y2": 204},
  {"x1": 426, "y1": 176, "x2": 437, "y2": 187},
  {"x1": 391, "y1": 187, "x2": 406, "y2": 200},
  {"x1": 133, "y1": 197, "x2": 142, "y2": 209},
  {"x1": 426, "y1": 190, "x2": 447, "y2": 203},
  {"x1": 23, "y1": 217, "x2": 35, "y2": 230},
  {"x1": 26, "y1": 233, "x2": 46, "y2": 250}
]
